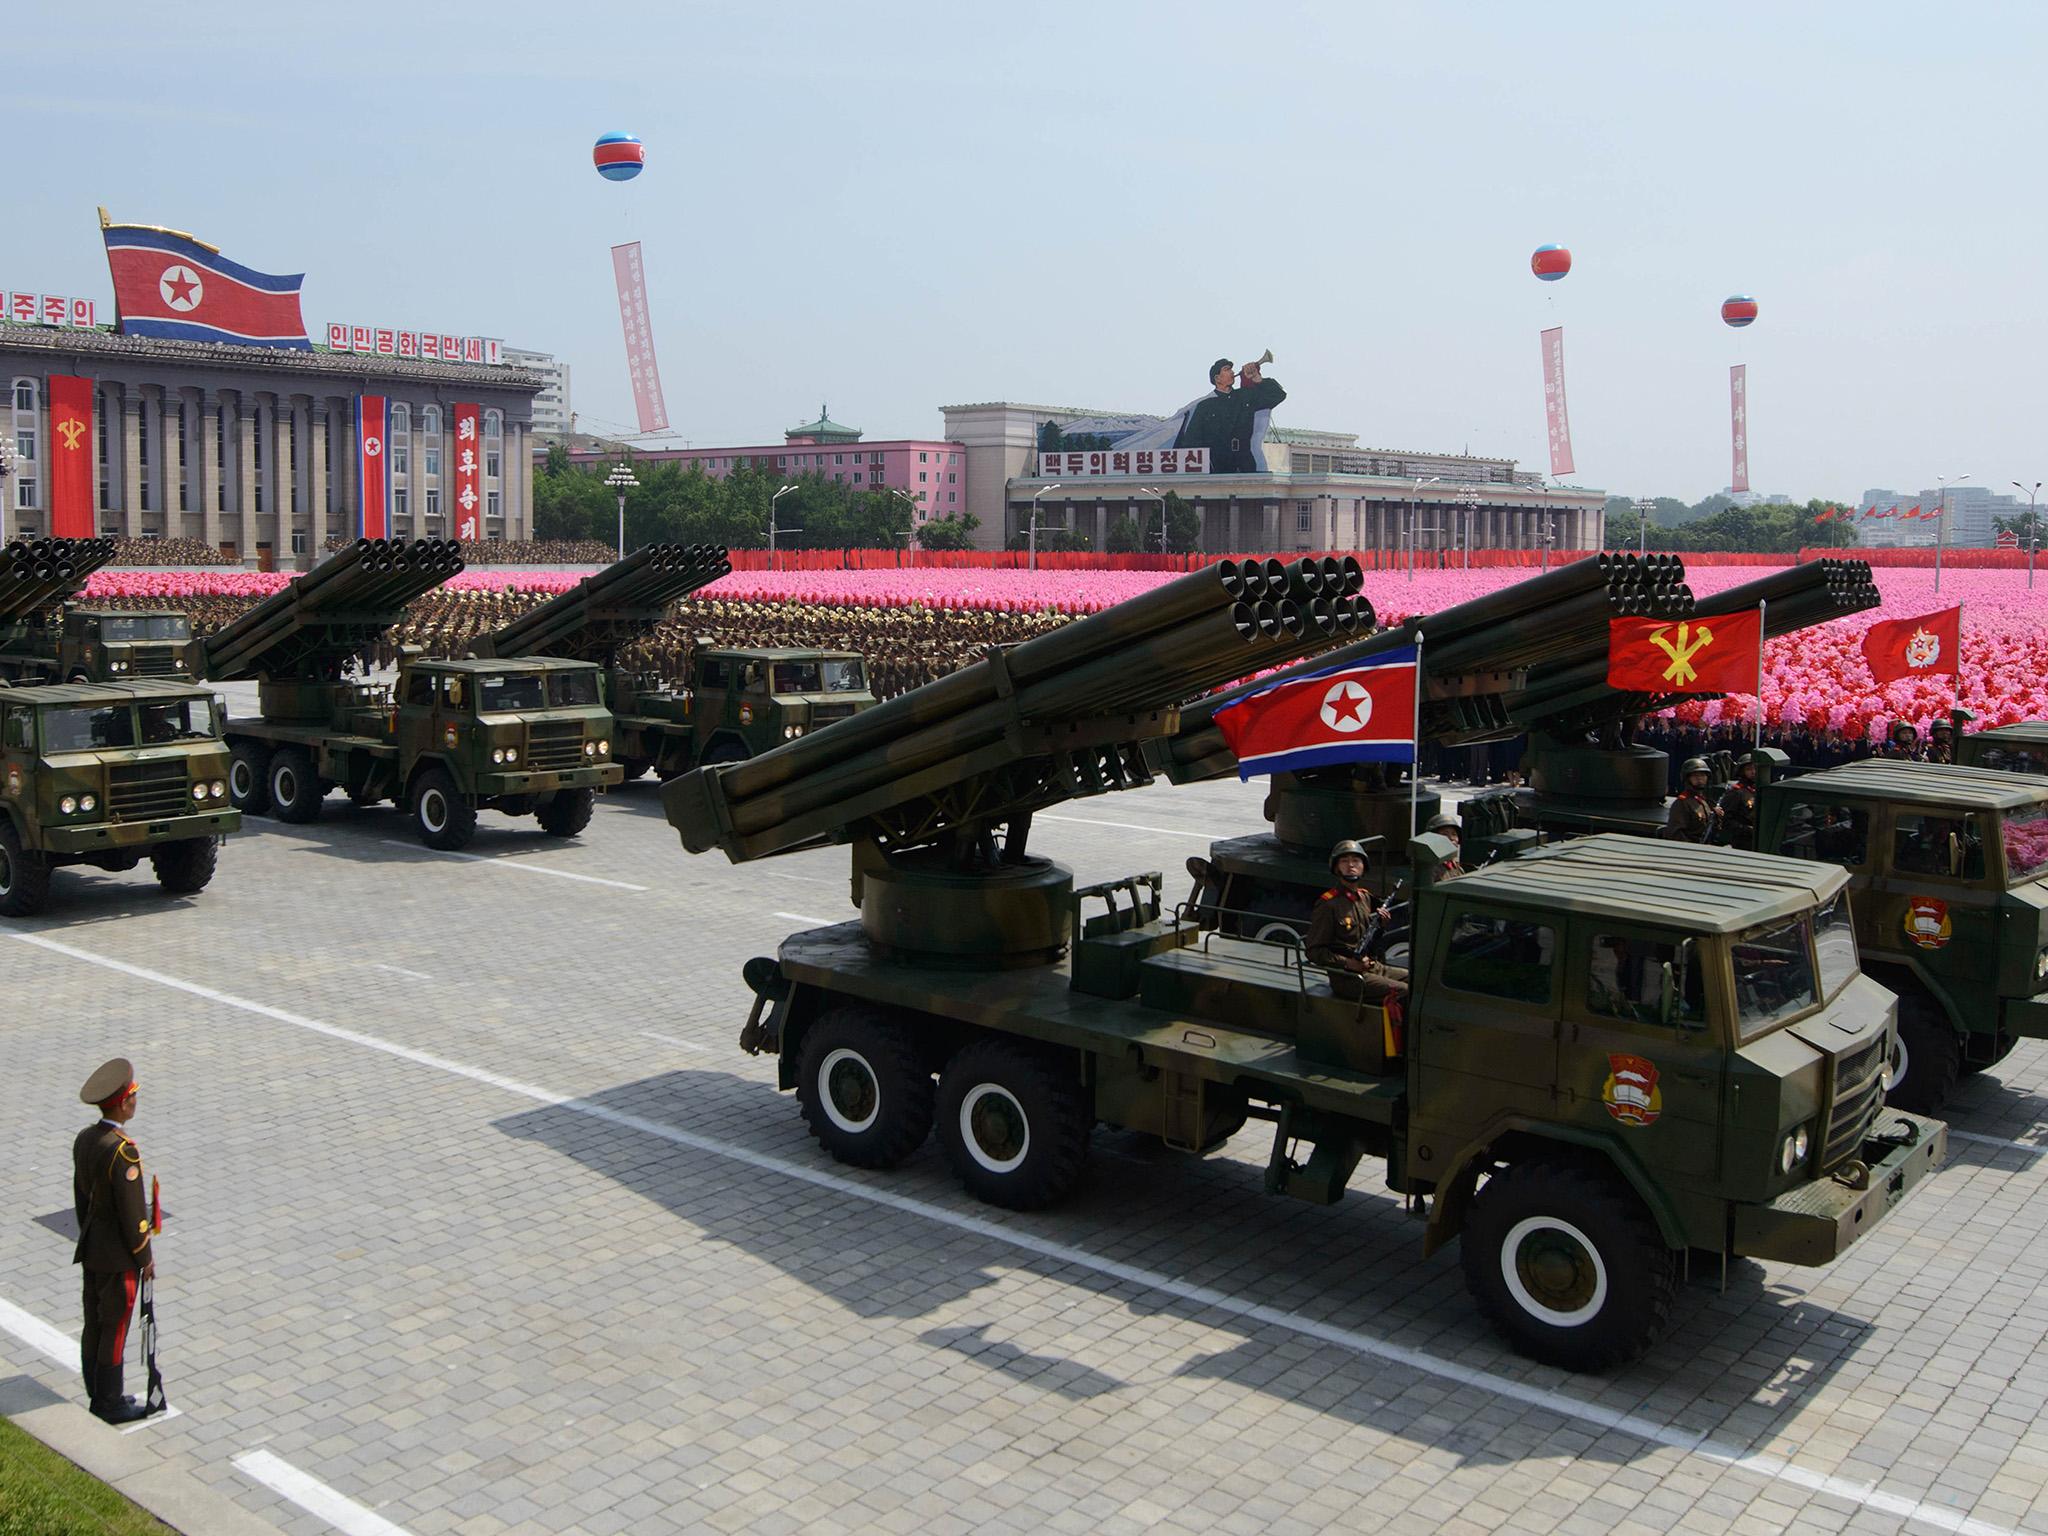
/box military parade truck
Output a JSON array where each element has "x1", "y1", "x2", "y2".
[
  {"x1": 473, "y1": 543, "x2": 877, "y2": 779},
  {"x1": 0, "y1": 678, "x2": 238, "y2": 915},
  {"x1": 1960, "y1": 721, "x2": 2048, "y2": 777},
  {"x1": 206, "y1": 538, "x2": 621, "y2": 849},
  {"x1": 1761, "y1": 759, "x2": 2048, "y2": 1111},
  {"x1": 0, "y1": 537, "x2": 197, "y2": 685},
  {"x1": 663, "y1": 556, "x2": 1942, "y2": 1369}
]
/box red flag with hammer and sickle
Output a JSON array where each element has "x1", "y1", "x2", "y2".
[
  {"x1": 1607, "y1": 608, "x2": 1765, "y2": 694},
  {"x1": 47, "y1": 374, "x2": 96, "y2": 538}
]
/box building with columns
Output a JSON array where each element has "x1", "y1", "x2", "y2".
[{"x1": 2, "y1": 323, "x2": 541, "y2": 568}]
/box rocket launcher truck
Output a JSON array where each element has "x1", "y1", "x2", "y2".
[
  {"x1": 661, "y1": 554, "x2": 1941, "y2": 1370},
  {"x1": 0, "y1": 537, "x2": 197, "y2": 685},
  {"x1": 472, "y1": 543, "x2": 876, "y2": 778},
  {"x1": 204, "y1": 538, "x2": 621, "y2": 849}
]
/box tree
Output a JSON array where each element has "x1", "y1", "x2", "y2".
[
  {"x1": 915, "y1": 513, "x2": 980, "y2": 551},
  {"x1": 1163, "y1": 491, "x2": 1202, "y2": 554},
  {"x1": 1104, "y1": 513, "x2": 1142, "y2": 554},
  {"x1": 1995, "y1": 510, "x2": 2044, "y2": 546}
]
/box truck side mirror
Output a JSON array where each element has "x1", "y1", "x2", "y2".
[
  {"x1": 1948, "y1": 831, "x2": 1963, "y2": 878},
  {"x1": 1657, "y1": 962, "x2": 1677, "y2": 1027}
]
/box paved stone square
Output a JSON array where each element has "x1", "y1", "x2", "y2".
[{"x1": 5, "y1": 762, "x2": 2048, "y2": 1536}]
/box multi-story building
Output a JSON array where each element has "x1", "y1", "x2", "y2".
[
  {"x1": 502, "y1": 346, "x2": 572, "y2": 439},
  {"x1": 2, "y1": 321, "x2": 540, "y2": 568}
]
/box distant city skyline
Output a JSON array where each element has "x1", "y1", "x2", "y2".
[{"x1": 5, "y1": 3, "x2": 2043, "y2": 507}]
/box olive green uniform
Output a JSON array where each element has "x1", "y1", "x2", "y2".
[
  {"x1": 1663, "y1": 789, "x2": 1712, "y2": 842},
  {"x1": 1178, "y1": 377, "x2": 1287, "y2": 473},
  {"x1": 1717, "y1": 781, "x2": 1758, "y2": 850},
  {"x1": 1304, "y1": 883, "x2": 1409, "y2": 1003},
  {"x1": 72, "y1": 1122, "x2": 152, "y2": 1406}
]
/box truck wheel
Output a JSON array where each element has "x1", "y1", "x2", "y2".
[
  {"x1": 535, "y1": 788, "x2": 594, "y2": 838},
  {"x1": 0, "y1": 821, "x2": 54, "y2": 917},
  {"x1": 1884, "y1": 997, "x2": 1960, "y2": 1113},
  {"x1": 229, "y1": 741, "x2": 273, "y2": 816},
  {"x1": 150, "y1": 837, "x2": 219, "y2": 895},
  {"x1": 618, "y1": 758, "x2": 653, "y2": 782},
  {"x1": 1963, "y1": 1032, "x2": 2019, "y2": 1076},
  {"x1": 411, "y1": 767, "x2": 478, "y2": 850},
  {"x1": 1460, "y1": 1160, "x2": 1678, "y2": 1370},
  {"x1": 700, "y1": 739, "x2": 749, "y2": 766},
  {"x1": 267, "y1": 748, "x2": 322, "y2": 824},
  {"x1": 794, "y1": 1008, "x2": 934, "y2": 1169},
  {"x1": 936, "y1": 1041, "x2": 1090, "y2": 1210}
]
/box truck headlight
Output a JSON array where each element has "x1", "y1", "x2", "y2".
[
  {"x1": 598, "y1": 739, "x2": 609, "y2": 755},
  {"x1": 1778, "y1": 1125, "x2": 1812, "y2": 1174},
  {"x1": 60, "y1": 795, "x2": 78, "y2": 814},
  {"x1": 585, "y1": 740, "x2": 597, "y2": 757},
  {"x1": 492, "y1": 748, "x2": 506, "y2": 764},
  {"x1": 80, "y1": 793, "x2": 97, "y2": 812},
  {"x1": 505, "y1": 746, "x2": 517, "y2": 763},
  {"x1": 2036, "y1": 947, "x2": 2048, "y2": 981},
  {"x1": 192, "y1": 783, "x2": 208, "y2": 802},
  {"x1": 209, "y1": 781, "x2": 224, "y2": 798}
]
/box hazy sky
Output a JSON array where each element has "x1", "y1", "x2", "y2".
[{"x1": 9, "y1": 2, "x2": 2044, "y2": 504}]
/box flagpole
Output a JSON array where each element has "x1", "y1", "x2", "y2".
[
  {"x1": 1410, "y1": 631, "x2": 1426, "y2": 842},
  {"x1": 1754, "y1": 599, "x2": 1766, "y2": 750}
]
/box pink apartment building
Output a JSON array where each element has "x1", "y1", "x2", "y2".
[{"x1": 565, "y1": 405, "x2": 966, "y2": 522}]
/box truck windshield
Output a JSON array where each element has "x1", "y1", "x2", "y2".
[
  {"x1": 1731, "y1": 913, "x2": 1819, "y2": 1039},
  {"x1": 546, "y1": 671, "x2": 601, "y2": 707},
  {"x1": 98, "y1": 615, "x2": 192, "y2": 641},
  {"x1": 477, "y1": 675, "x2": 545, "y2": 712},
  {"x1": 1813, "y1": 893, "x2": 1858, "y2": 998},
  {"x1": 2005, "y1": 806, "x2": 2048, "y2": 884},
  {"x1": 42, "y1": 706, "x2": 135, "y2": 752},
  {"x1": 138, "y1": 698, "x2": 216, "y2": 743},
  {"x1": 769, "y1": 659, "x2": 866, "y2": 694}
]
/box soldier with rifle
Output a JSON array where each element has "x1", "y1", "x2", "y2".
[
  {"x1": 1717, "y1": 753, "x2": 1761, "y2": 850},
  {"x1": 72, "y1": 1058, "x2": 160, "y2": 1424},
  {"x1": 1664, "y1": 758, "x2": 1714, "y2": 843},
  {"x1": 1304, "y1": 840, "x2": 1409, "y2": 1005}
]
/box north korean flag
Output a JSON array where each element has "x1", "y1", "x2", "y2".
[
  {"x1": 101, "y1": 222, "x2": 310, "y2": 349},
  {"x1": 1212, "y1": 646, "x2": 1420, "y2": 780}
]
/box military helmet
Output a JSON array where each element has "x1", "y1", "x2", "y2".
[
  {"x1": 1328, "y1": 838, "x2": 1369, "y2": 873},
  {"x1": 1892, "y1": 720, "x2": 1919, "y2": 740},
  {"x1": 1426, "y1": 814, "x2": 1458, "y2": 835},
  {"x1": 1931, "y1": 719, "x2": 1955, "y2": 737},
  {"x1": 1736, "y1": 752, "x2": 1756, "y2": 768},
  {"x1": 1681, "y1": 757, "x2": 1710, "y2": 776}
]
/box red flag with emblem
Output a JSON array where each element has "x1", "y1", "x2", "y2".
[
  {"x1": 1861, "y1": 606, "x2": 1961, "y2": 685},
  {"x1": 1607, "y1": 609, "x2": 1764, "y2": 694},
  {"x1": 46, "y1": 374, "x2": 95, "y2": 537}
]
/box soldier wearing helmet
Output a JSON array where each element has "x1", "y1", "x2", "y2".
[
  {"x1": 1664, "y1": 758, "x2": 1713, "y2": 843},
  {"x1": 1928, "y1": 718, "x2": 1957, "y2": 765},
  {"x1": 1303, "y1": 839, "x2": 1409, "y2": 1004},
  {"x1": 1716, "y1": 753, "x2": 1760, "y2": 851},
  {"x1": 1425, "y1": 813, "x2": 1465, "y2": 877}
]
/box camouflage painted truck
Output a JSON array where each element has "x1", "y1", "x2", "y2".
[
  {"x1": 1760, "y1": 759, "x2": 2048, "y2": 1111},
  {"x1": 473, "y1": 543, "x2": 876, "y2": 780},
  {"x1": 0, "y1": 537, "x2": 197, "y2": 684},
  {"x1": 662, "y1": 557, "x2": 1943, "y2": 1370},
  {"x1": 206, "y1": 539, "x2": 621, "y2": 849},
  {"x1": 1958, "y1": 721, "x2": 2048, "y2": 777},
  {"x1": 0, "y1": 678, "x2": 238, "y2": 915}
]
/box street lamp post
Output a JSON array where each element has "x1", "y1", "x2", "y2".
[
  {"x1": 1406, "y1": 475, "x2": 1440, "y2": 579},
  {"x1": 1451, "y1": 488, "x2": 1482, "y2": 568},
  {"x1": 1933, "y1": 473, "x2": 1969, "y2": 595},
  {"x1": 1138, "y1": 484, "x2": 1167, "y2": 554},
  {"x1": 604, "y1": 462, "x2": 638, "y2": 559},
  {"x1": 0, "y1": 438, "x2": 15, "y2": 545},
  {"x1": 1537, "y1": 517, "x2": 1556, "y2": 575},
  {"x1": 1029, "y1": 483, "x2": 1062, "y2": 571},
  {"x1": 769, "y1": 483, "x2": 799, "y2": 555},
  {"x1": 2014, "y1": 480, "x2": 2042, "y2": 589},
  {"x1": 1631, "y1": 498, "x2": 1656, "y2": 557}
]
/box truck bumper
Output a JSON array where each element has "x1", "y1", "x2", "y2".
[
  {"x1": 43, "y1": 809, "x2": 242, "y2": 853},
  {"x1": 1731, "y1": 1110, "x2": 1946, "y2": 1267},
  {"x1": 476, "y1": 764, "x2": 623, "y2": 795},
  {"x1": 2001, "y1": 996, "x2": 2048, "y2": 1039}
]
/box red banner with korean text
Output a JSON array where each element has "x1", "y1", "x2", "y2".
[
  {"x1": 46, "y1": 374, "x2": 95, "y2": 538},
  {"x1": 355, "y1": 394, "x2": 389, "y2": 539},
  {"x1": 1730, "y1": 365, "x2": 1749, "y2": 493},
  {"x1": 1541, "y1": 327, "x2": 1575, "y2": 476},
  {"x1": 452, "y1": 403, "x2": 481, "y2": 542},
  {"x1": 611, "y1": 242, "x2": 670, "y2": 433}
]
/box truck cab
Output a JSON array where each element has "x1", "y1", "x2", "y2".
[
  {"x1": 0, "y1": 606, "x2": 197, "y2": 685},
  {"x1": 1959, "y1": 722, "x2": 2048, "y2": 777},
  {"x1": 1759, "y1": 759, "x2": 2048, "y2": 1110},
  {"x1": 0, "y1": 679, "x2": 239, "y2": 915},
  {"x1": 614, "y1": 647, "x2": 876, "y2": 779}
]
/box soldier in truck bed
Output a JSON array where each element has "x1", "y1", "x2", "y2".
[
  {"x1": 1664, "y1": 758, "x2": 1713, "y2": 842},
  {"x1": 1304, "y1": 840, "x2": 1409, "y2": 1005}
]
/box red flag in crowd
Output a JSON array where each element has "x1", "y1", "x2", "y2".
[{"x1": 1861, "y1": 606, "x2": 1962, "y2": 685}]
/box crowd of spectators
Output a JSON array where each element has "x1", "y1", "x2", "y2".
[
  {"x1": 320, "y1": 537, "x2": 615, "y2": 565},
  {"x1": 104, "y1": 537, "x2": 236, "y2": 567}
]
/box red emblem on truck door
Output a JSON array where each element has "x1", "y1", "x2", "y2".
[
  {"x1": 1601, "y1": 1054, "x2": 1663, "y2": 1126},
  {"x1": 1904, "y1": 897, "x2": 1952, "y2": 950}
]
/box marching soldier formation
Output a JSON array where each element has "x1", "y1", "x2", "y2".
[{"x1": 72, "y1": 1057, "x2": 161, "y2": 1425}]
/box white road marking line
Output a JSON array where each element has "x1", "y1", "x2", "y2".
[
  {"x1": 638, "y1": 1030, "x2": 709, "y2": 1052},
  {"x1": 765, "y1": 870, "x2": 835, "y2": 885},
  {"x1": 233, "y1": 1448, "x2": 415, "y2": 1536},
  {"x1": 120, "y1": 1404, "x2": 184, "y2": 1433},
  {"x1": 370, "y1": 963, "x2": 433, "y2": 982},
  {"x1": 11, "y1": 931, "x2": 2020, "y2": 1536},
  {"x1": 1948, "y1": 1127, "x2": 2048, "y2": 1156},
  {"x1": 772, "y1": 911, "x2": 836, "y2": 926},
  {"x1": 0, "y1": 1295, "x2": 78, "y2": 1364},
  {"x1": 1038, "y1": 812, "x2": 1218, "y2": 840},
  {"x1": 377, "y1": 841, "x2": 646, "y2": 891}
]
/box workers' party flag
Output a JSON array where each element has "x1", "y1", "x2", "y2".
[
  {"x1": 1607, "y1": 609, "x2": 1764, "y2": 694},
  {"x1": 46, "y1": 374, "x2": 95, "y2": 538},
  {"x1": 1861, "y1": 606, "x2": 1961, "y2": 685},
  {"x1": 101, "y1": 217, "x2": 310, "y2": 349},
  {"x1": 1212, "y1": 645, "x2": 1419, "y2": 780}
]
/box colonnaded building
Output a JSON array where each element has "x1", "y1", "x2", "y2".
[{"x1": 2, "y1": 321, "x2": 541, "y2": 568}]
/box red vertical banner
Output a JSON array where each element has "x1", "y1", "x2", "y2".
[
  {"x1": 356, "y1": 394, "x2": 389, "y2": 539},
  {"x1": 1541, "y1": 326, "x2": 1575, "y2": 476},
  {"x1": 611, "y1": 242, "x2": 670, "y2": 433},
  {"x1": 452, "y1": 402, "x2": 481, "y2": 542},
  {"x1": 46, "y1": 374, "x2": 96, "y2": 538},
  {"x1": 1730, "y1": 364, "x2": 1749, "y2": 493}
]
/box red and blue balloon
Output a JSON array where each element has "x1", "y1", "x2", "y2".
[
  {"x1": 1721, "y1": 294, "x2": 1758, "y2": 328},
  {"x1": 1530, "y1": 244, "x2": 1571, "y2": 281},
  {"x1": 593, "y1": 132, "x2": 646, "y2": 183}
]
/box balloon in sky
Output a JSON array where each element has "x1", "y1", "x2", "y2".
[
  {"x1": 593, "y1": 132, "x2": 646, "y2": 183},
  {"x1": 1530, "y1": 244, "x2": 1571, "y2": 281},
  {"x1": 1721, "y1": 294, "x2": 1758, "y2": 328}
]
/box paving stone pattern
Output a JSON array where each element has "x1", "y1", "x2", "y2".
[{"x1": 4, "y1": 763, "x2": 2048, "y2": 1536}]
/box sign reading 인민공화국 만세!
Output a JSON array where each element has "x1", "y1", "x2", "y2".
[
  {"x1": 1038, "y1": 448, "x2": 1210, "y2": 477},
  {"x1": 326, "y1": 324, "x2": 504, "y2": 366},
  {"x1": 612, "y1": 242, "x2": 670, "y2": 434}
]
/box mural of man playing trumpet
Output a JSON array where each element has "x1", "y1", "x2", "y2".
[{"x1": 1177, "y1": 355, "x2": 1285, "y2": 473}]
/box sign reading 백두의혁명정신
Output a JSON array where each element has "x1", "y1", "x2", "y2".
[{"x1": 1036, "y1": 449, "x2": 1210, "y2": 477}]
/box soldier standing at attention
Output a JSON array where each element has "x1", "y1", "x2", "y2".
[
  {"x1": 1177, "y1": 358, "x2": 1287, "y2": 474},
  {"x1": 1305, "y1": 840, "x2": 1409, "y2": 1004},
  {"x1": 1664, "y1": 758, "x2": 1714, "y2": 843},
  {"x1": 73, "y1": 1058, "x2": 157, "y2": 1424},
  {"x1": 1717, "y1": 753, "x2": 1760, "y2": 850}
]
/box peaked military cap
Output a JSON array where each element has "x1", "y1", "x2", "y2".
[{"x1": 79, "y1": 1057, "x2": 135, "y2": 1106}]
